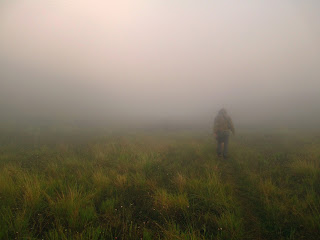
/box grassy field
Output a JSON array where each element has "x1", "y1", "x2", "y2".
[{"x1": 0, "y1": 127, "x2": 319, "y2": 239}]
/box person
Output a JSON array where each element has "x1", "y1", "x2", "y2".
[{"x1": 213, "y1": 108, "x2": 235, "y2": 158}]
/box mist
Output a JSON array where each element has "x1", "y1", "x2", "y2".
[{"x1": 1, "y1": 0, "x2": 320, "y2": 129}]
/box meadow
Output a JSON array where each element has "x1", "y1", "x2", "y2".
[{"x1": 0, "y1": 126, "x2": 319, "y2": 239}]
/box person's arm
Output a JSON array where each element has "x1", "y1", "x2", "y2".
[
  {"x1": 228, "y1": 117, "x2": 235, "y2": 135},
  {"x1": 213, "y1": 117, "x2": 218, "y2": 136}
]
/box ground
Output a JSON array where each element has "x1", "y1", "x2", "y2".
[{"x1": 0, "y1": 127, "x2": 319, "y2": 239}]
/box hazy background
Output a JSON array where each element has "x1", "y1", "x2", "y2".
[{"x1": 1, "y1": 0, "x2": 320, "y2": 129}]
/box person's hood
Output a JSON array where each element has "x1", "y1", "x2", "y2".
[{"x1": 218, "y1": 108, "x2": 227, "y2": 116}]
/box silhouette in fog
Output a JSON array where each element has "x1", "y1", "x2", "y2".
[{"x1": 213, "y1": 108, "x2": 235, "y2": 158}]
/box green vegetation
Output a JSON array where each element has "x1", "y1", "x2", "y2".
[{"x1": 0, "y1": 128, "x2": 319, "y2": 239}]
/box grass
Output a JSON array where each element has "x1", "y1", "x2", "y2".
[{"x1": 0, "y1": 127, "x2": 319, "y2": 239}]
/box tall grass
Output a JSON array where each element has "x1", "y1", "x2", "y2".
[{"x1": 0, "y1": 129, "x2": 319, "y2": 239}]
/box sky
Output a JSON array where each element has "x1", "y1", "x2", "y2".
[{"x1": 1, "y1": 0, "x2": 320, "y2": 128}]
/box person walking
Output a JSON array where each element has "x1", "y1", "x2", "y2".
[{"x1": 213, "y1": 108, "x2": 235, "y2": 158}]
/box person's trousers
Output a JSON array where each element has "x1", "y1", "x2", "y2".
[{"x1": 216, "y1": 131, "x2": 229, "y2": 157}]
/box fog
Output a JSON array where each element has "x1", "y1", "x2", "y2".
[{"x1": 1, "y1": 0, "x2": 320, "y2": 129}]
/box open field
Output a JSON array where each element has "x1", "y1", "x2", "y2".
[{"x1": 0, "y1": 127, "x2": 319, "y2": 239}]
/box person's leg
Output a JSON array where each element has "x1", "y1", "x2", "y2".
[{"x1": 223, "y1": 132, "x2": 229, "y2": 158}]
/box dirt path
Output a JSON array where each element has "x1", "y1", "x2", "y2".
[{"x1": 219, "y1": 158, "x2": 266, "y2": 240}]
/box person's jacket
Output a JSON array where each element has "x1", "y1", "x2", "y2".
[{"x1": 213, "y1": 112, "x2": 235, "y2": 134}]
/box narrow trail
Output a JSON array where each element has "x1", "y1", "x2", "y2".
[{"x1": 218, "y1": 157, "x2": 266, "y2": 240}]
